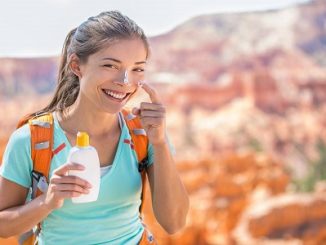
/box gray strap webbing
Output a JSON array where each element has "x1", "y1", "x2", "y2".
[
  {"x1": 133, "y1": 128, "x2": 147, "y2": 136},
  {"x1": 126, "y1": 113, "x2": 136, "y2": 121},
  {"x1": 35, "y1": 141, "x2": 50, "y2": 150},
  {"x1": 118, "y1": 112, "x2": 124, "y2": 129},
  {"x1": 31, "y1": 120, "x2": 51, "y2": 128}
]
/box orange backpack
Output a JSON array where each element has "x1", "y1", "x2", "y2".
[{"x1": 16, "y1": 109, "x2": 155, "y2": 245}]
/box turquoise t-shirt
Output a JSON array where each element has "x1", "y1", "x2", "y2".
[{"x1": 0, "y1": 112, "x2": 167, "y2": 245}]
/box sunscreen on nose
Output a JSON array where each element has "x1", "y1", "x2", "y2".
[
  {"x1": 67, "y1": 132, "x2": 100, "y2": 203},
  {"x1": 123, "y1": 71, "x2": 129, "y2": 84}
]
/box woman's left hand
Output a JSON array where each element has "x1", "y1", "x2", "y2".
[{"x1": 132, "y1": 82, "x2": 166, "y2": 146}]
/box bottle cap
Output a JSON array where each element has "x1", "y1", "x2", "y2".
[{"x1": 76, "y1": 132, "x2": 89, "y2": 147}]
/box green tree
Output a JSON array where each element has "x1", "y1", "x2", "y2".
[{"x1": 293, "y1": 138, "x2": 326, "y2": 192}]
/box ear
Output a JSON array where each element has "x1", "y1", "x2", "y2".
[{"x1": 69, "y1": 53, "x2": 83, "y2": 78}]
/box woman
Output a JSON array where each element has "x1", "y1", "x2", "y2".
[{"x1": 0, "y1": 11, "x2": 189, "y2": 244}]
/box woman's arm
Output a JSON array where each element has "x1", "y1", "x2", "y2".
[
  {"x1": 0, "y1": 176, "x2": 52, "y2": 238},
  {"x1": 0, "y1": 163, "x2": 91, "y2": 238},
  {"x1": 133, "y1": 81, "x2": 189, "y2": 234},
  {"x1": 146, "y1": 142, "x2": 189, "y2": 234}
]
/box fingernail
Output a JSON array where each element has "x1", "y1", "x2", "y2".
[
  {"x1": 73, "y1": 163, "x2": 84, "y2": 169},
  {"x1": 87, "y1": 182, "x2": 92, "y2": 188}
]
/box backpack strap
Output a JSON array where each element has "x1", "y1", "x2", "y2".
[
  {"x1": 28, "y1": 113, "x2": 54, "y2": 198},
  {"x1": 121, "y1": 109, "x2": 149, "y2": 215},
  {"x1": 17, "y1": 113, "x2": 54, "y2": 244},
  {"x1": 17, "y1": 113, "x2": 54, "y2": 197}
]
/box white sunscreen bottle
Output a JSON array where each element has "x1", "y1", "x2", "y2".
[{"x1": 67, "y1": 132, "x2": 100, "y2": 203}]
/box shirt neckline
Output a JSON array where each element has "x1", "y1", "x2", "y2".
[{"x1": 52, "y1": 111, "x2": 126, "y2": 180}]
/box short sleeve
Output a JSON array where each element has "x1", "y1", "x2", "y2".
[
  {"x1": 147, "y1": 133, "x2": 176, "y2": 166},
  {"x1": 0, "y1": 124, "x2": 33, "y2": 188}
]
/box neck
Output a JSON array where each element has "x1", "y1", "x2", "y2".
[{"x1": 57, "y1": 94, "x2": 119, "y2": 137}]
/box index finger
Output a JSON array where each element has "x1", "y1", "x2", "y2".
[
  {"x1": 53, "y1": 163, "x2": 85, "y2": 176},
  {"x1": 140, "y1": 82, "x2": 162, "y2": 104}
]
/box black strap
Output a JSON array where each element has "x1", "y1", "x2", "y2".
[{"x1": 138, "y1": 156, "x2": 149, "y2": 172}]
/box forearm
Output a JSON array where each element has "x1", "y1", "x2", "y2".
[
  {"x1": 0, "y1": 194, "x2": 52, "y2": 238},
  {"x1": 151, "y1": 142, "x2": 189, "y2": 234}
]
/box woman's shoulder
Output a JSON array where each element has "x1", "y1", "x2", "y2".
[
  {"x1": 1, "y1": 123, "x2": 33, "y2": 188},
  {"x1": 8, "y1": 123, "x2": 31, "y2": 146}
]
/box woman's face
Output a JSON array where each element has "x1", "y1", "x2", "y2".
[{"x1": 77, "y1": 38, "x2": 147, "y2": 114}]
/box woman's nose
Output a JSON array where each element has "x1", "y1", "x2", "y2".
[
  {"x1": 123, "y1": 71, "x2": 129, "y2": 84},
  {"x1": 113, "y1": 70, "x2": 130, "y2": 86}
]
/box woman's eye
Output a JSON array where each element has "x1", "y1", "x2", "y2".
[
  {"x1": 133, "y1": 68, "x2": 145, "y2": 72},
  {"x1": 104, "y1": 64, "x2": 117, "y2": 69}
]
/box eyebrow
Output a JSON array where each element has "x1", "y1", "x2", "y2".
[{"x1": 102, "y1": 57, "x2": 146, "y2": 65}]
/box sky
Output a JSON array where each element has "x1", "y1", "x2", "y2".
[{"x1": 0, "y1": 0, "x2": 310, "y2": 58}]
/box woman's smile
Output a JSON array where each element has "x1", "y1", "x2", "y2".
[{"x1": 101, "y1": 88, "x2": 132, "y2": 102}]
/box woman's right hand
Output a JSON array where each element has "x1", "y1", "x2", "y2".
[{"x1": 42, "y1": 163, "x2": 92, "y2": 210}]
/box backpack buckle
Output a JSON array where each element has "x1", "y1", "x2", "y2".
[
  {"x1": 32, "y1": 170, "x2": 43, "y2": 182},
  {"x1": 138, "y1": 157, "x2": 149, "y2": 172},
  {"x1": 31, "y1": 170, "x2": 48, "y2": 196}
]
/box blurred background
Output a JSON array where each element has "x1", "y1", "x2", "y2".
[{"x1": 0, "y1": 0, "x2": 326, "y2": 244}]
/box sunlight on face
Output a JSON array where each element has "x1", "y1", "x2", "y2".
[
  {"x1": 78, "y1": 38, "x2": 148, "y2": 113},
  {"x1": 81, "y1": 38, "x2": 147, "y2": 86}
]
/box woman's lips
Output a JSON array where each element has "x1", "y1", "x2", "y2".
[{"x1": 102, "y1": 89, "x2": 131, "y2": 102}]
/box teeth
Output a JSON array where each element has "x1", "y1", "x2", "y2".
[{"x1": 103, "y1": 90, "x2": 126, "y2": 100}]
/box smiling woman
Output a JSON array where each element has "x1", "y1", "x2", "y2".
[
  {"x1": 0, "y1": 10, "x2": 189, "y2": 245},
  {"x1": 69, "y1": 38, "x2": 148, "y2": 114}
]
